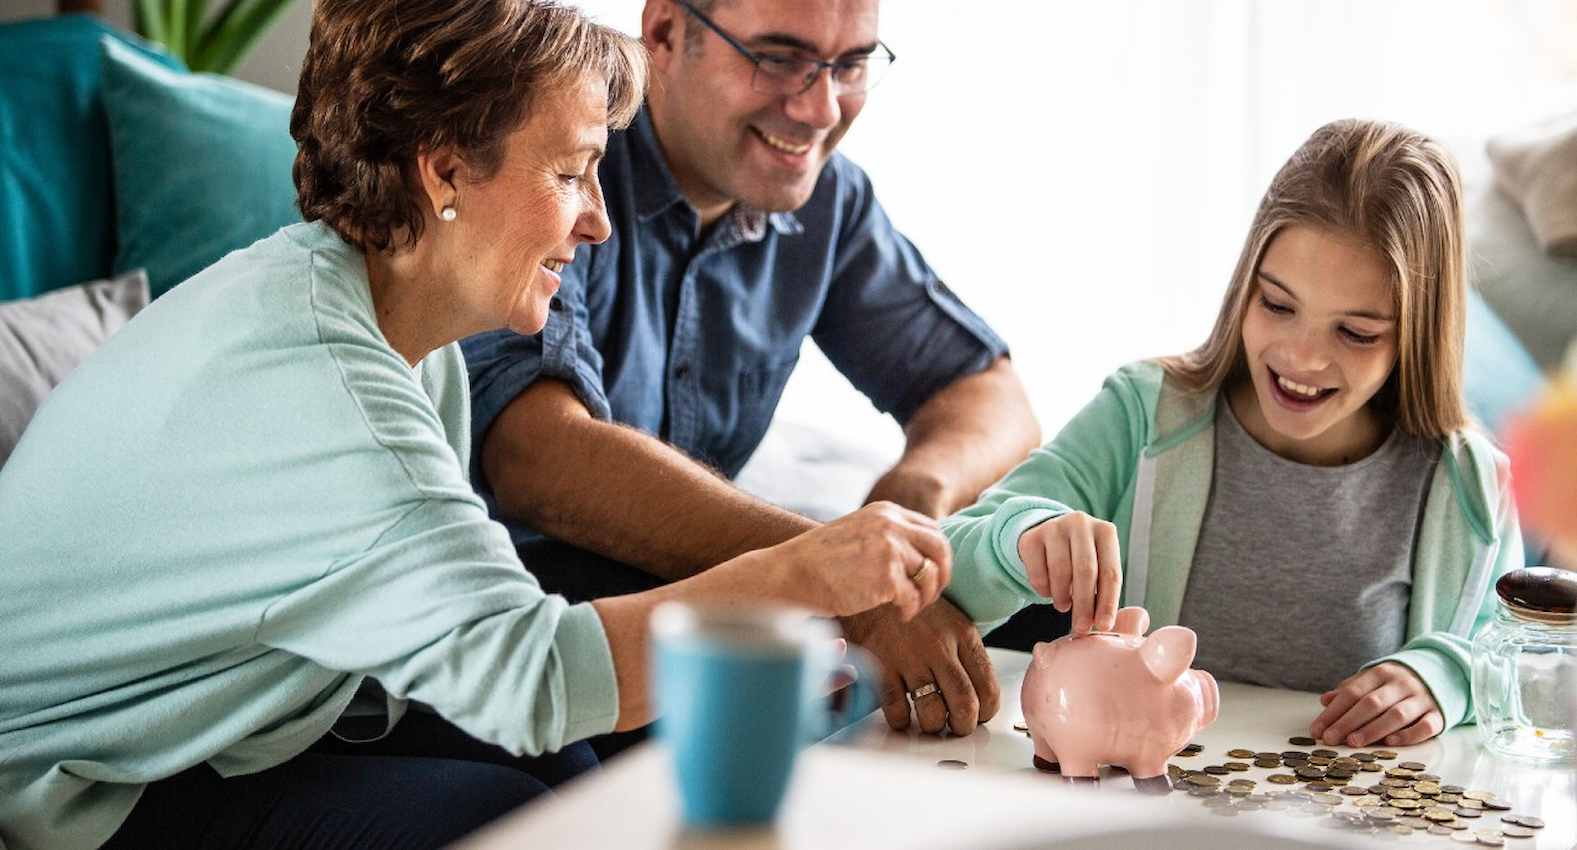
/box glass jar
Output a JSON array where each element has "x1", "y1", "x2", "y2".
[{"x1": 1471, "y1": 566, "x2": 1577, "y2": 764}]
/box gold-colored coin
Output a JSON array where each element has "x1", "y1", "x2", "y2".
[
  {"x1": 1203, "y1": 765, "x2": 1230, "y2": 775},
  {"x1": 1482, "y1": 799, "x2": 1513, "y2": 812},
  {"x1": 1501, "y1": 824, "x2": 1536, "y2": 838},
  {"x1": 1398, "y1": 761, "x2": 1427, "y2": 771},
  {"x1": 1415, "y1": 782, "x2": 1443, "y2": 795},
  {"x1": 1385, "y1": 767, "x2": 1419, "y2": 778},
  {"x1": 1391, "y1": 799, "x2": 1423, "y2": 811},
  {"x1": 1226, "y1": 748, "x2": 1256, "y2": 759},
  {"x1": 1186, "y1": 774, "x2": 1220, "y2": 787},
  {"x1": 1339, "y1": 786, "x2": 1367, "y2": 796},
  {"x1": 1227, "y1": 778, "x2": 1255, "y2": 788},
  {"x1": 1223, "y1": 761, "x2": 1250, "y2": 772},
  {"x1": 1459, "y1": 798, "x2": 1486, "y2": 810},
  {"x1": 1388, "y1": 788, "x2": 1422, "y2": 800},
  {"x1": 1267, "y1": 774, "x2": 1297, "y2": 785},
  {"x1": 1360, "y1": 762, "x2": 1382, "y2": 772},
  {"x1": 1354, "y1": 796, "x2": 1383, "y2": 808},
  {"x1": 1507, "y1": 815, "x2": 1544, "y2": 828},
  {"x1": 1308, "y1": 755, "x2": 1332, "y2": 766},
  {"x1": 1425, "y1": 809, "x2": 1458, "y2": 822},
  {"x1": 1354, "y1": 752, "x2": 1378, "y2": 763},
  {"x1": 1295, "y1": 766, "x2": 1326, "y2": 780},
  {"x1": 1455, "y1": 808, "x2": 1484, "y2": 819},
  {"x1": 1438, "y1": 793, "x2": 1462, "y2": 804},
  {"x1": 1450, "y1": 831, "x2": 1481, "y2": 843},
  {"x1": 1372, "y1": 749, "x2": 1399, "y2": 760},
  {"x1": 1254, "y1": 752, "x2": 1280, "y2": 761},
  {"x1": 1288, "y1": 736, "x2": 1317, "y2": 746},
  {"x1": 1366, "y1": 808, "x2": 1398, "y2": 821},
  {"x1": 1381, "y1": 778, "x2": 1411, "y2": 788},
  {"x1": 1311, "y1": 748, "x2": 1338, "y2": 757}
]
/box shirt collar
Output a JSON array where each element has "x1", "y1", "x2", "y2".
[{"x1": 628, "y1": 107, "x2": 804, "y2": 240}]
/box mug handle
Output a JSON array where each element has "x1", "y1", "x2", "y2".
[{"x1": 814, "y1": 644, "x2": 881, "y2": 741}]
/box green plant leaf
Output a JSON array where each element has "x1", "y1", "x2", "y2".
[
  {"x1": 191, "y1": 0, "x2": 248, "y2": 68},
  {"x1": 184, "y1": 0, "x2": 208, "y2": 57},
  {"x1": 166, "y1": 0, "x2": 189, "y2": 58},
  {"x1": 134, "y1": 0, "x2": 169, "y2": 48},
  {"x1": 192, "y1": 0, "x2": 296, "y2": 74}
]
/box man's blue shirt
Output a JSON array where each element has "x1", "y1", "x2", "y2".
[{"x1": 462, "y1": 108, "x2": 1008, "y2": 543}]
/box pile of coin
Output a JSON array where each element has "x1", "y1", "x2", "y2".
[{"x1": 1162, "y1": 737, "x2": 1547, "y2": 844}]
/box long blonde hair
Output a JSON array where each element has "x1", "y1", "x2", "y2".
[{"x1": 1162, "y1": 118, "x2": 1469, "y2": 438}]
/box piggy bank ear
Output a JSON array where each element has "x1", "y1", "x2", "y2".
[
  {"x1": 1113, "y1": 607, "x2": 1150, "y2": 636},
  {"x1": 1139, "y1": 626, "x2": 1197, "y2": 683}
]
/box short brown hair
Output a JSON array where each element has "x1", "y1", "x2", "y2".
[
  {"x1": 292, "y1": 0, "x2": 647, "y2": 253},
  {"x1": 1161, "y1": 119, "x2": 1469, "y2": 438}
]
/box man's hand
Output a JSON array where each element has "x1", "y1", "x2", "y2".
[{"x1": 841, "y1": 597, "x2": 999, "y2": 736}]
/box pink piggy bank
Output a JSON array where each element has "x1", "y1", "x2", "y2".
[{"x1": 1021, "y1": 606, "x2": 1218, "y2": 787}]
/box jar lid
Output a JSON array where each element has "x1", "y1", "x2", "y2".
[{"x1": 1496, "y1": 567, "x2": 1577, "y2": 625}]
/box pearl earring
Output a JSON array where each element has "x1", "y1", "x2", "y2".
[{"x1": 440, "y1": 205, "x2": 457, "y2": 222}]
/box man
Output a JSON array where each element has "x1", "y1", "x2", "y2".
[{"x1": 462, "y1": 0, "x2": 1040, "y2": 740}]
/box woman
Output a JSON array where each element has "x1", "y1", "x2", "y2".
[
  {"x1": 942, "y1": 119, "x2": 1521, "y2": 748},
  {"x1": 0, "y1": 3, "x2": 950, "y2": 849}
]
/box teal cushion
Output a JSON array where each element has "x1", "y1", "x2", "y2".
[
  {"x1": 101, "y1": 36, "x2": 299, "y2": 298},
  {"x1": 1464, "y1": 287, "x2": 1546, "y2": 438},
  {"x1": 0, "y1": 16, "x2": 180, "y2": 302}
]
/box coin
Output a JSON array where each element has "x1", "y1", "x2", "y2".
[
  {"x1": 1380, "y1": 777, "x2": 1410, "y2": 788},
  {"x1": 1224, "y1": 761, "x2": 1250, "y2": 772},
  {"x1": 1482, "y1": 799, "x2": 1513, "y2": 812},
  {"x1": 1418, "y1": 773, "x2": 1442, "y2": 782},
  {"x1": 1464, "y1": 791, "x2": 1495, "y2": 802},
  {"x1": 1186, "y1": 774, "x2": 1220, "y2": 787},
  {"x1": 1339, "y1": 786, "x2": 1367, "y2": 796},
  {"x1": 1311, "y1": 748, "x2": 1338, "y2": 757},
  {"x1": 1500, "y1": 825, "x2": 1535, "y2": 838},
  {"x1": 1354, "y1": 796, "x2": 1382, "y2": 808},
  {"x1": 1360, "y1": 762, "x2": 1382, "y2": 772},
  {"x1": 1385, "y1": 768, "x2": 1418, "y2": 778},
  {"x1": 937, "y1": 759, "x2": 968, "y2": 769},
  {"x1": 1203, "y1": 765, "x2": 1230, "y2": 775},
  {"x1": 1392, "y1": 799, "x2": 1423, "y2": 811},
  {"x1": 1308, "y1": 755, "x2": 1332, "y2": 766},
  {"x1": 1456, "y1": 808, "x2": 1484, "y2": 819},
  {"x1": 1387, "y1": 788, "x2": 1422, "y2": 800},
  {"x1": 1441, "y1": 784, "x2": 1465, "y2": 794},
  {"x1": 1425, "y1": 809, "x2": 1458, "y2": 823},
  {"x1": 1281, "y1": 750, "x2": 1310, "y2": 759},
  {"x1": 1254, "y1": 752, "x2": 1280, "y2": 761},
  {"x1": 1227, "y1": 778, "x2": 1256, "y2": 787},
  {"x1": 1415, "y1": 782, "x2": 1442, "y2": 795},
  {"x1": 1289, "y1": 736, "x2": 1317, "y2": 746},
  {"x1": 1399, "y1": 816, "x2": 1429, "y2": 828},
  {"x1": 1296, "y1": 766, "x2": 1326, "y2": 780},
  {"x1": 1477, "y1": 836, "x2": 1506, "y2": 847},
  {"x1": 1398, "y1": 760, "x2": 1426, "y2": 771},
  {"x1": 1306, "y1": 781, "x2": 1333, "y2": 793},
  {"x1": 1508, "y1": 815, "x2": 1544, "y2": 829},
  {"x1": 1366, "y1": 808, "x2": 1398, "y2": 821},
  {"x1": 1226, "y1": 748, "x2": 1256, "y2": 759},
  {"x1": 1326, "y1": 768, "x2": 1355, "y2": 780},
  {"x1": 1460, "y1": 799, "x2": 1486, "y2": 810},
  {"x1": 1429, "y1": 825, "x2": 1454, "y2": 835},
  {"x1": 1226, "y1": 786, "x2": 1251, "y2": 797},
  {"x1": 1354, "y1": 752, "x2": 1378, "y2": 762},
  {"x1": 1439, "y1": 793, "x2": 1462, "y2": 804},
  {"x1": 1372, "y1": 749, "x2": 1399, "y2": 759},
  {"x1": 1451, "y1": 831, "x2": 1481, "y2": 844},
  {"x1": 1268, "y1": 774, "x2": 1297, "y2": 785},
  {"x1": 1253, "y1": 760, "x2": 1282, "y2": 769}
]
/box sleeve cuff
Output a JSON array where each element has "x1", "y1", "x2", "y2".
[
  {"x1": 992, "y1": 500, "x2": 1068, "y2": 583},
  {"x1": 554, "y1": 601, "x2": 620, "y2": 745}
]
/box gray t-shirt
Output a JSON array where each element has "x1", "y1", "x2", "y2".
[{"x1": 1177, "y1": 402, "x2": 1440, "y2": 693}]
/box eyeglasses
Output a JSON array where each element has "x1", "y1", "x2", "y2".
[{"x1": 674, "y1": 0, "x2": 896, "y2": 97}]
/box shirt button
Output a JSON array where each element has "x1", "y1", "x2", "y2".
[{"x1": 549, "y1": 296, "x2": 564, "y2": 312}]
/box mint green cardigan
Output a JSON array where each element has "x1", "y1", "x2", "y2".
[
  {"x1": 0, "y1": 223, "x2": 619, "y2": 850},
  {"x1": 943, "y1": 361, "x2": 1523, "y2": 730}
]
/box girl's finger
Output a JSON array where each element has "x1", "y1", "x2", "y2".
[{"x1": 1348, "y1": 694, "x2": 1429, "y2": 747}]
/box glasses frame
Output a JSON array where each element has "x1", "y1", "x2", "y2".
[{"x1": 673, "y1": 0, "x2": 896, "y2": 96}]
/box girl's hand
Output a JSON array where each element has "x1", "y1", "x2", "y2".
[
  {"x1": 1310, "y1": 662, "x2": 1444, "y2": 747},
  {"x1": 1016, "y1": 511, "x2": 1121, "y2": 635}
]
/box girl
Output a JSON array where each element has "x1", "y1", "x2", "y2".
[{"x1": 942, "y1": 119, "x2": 1522, "y2": 748}]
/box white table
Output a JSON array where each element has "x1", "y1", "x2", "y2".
[{"x1": 455, "y1": 649, "x2": 1577, "y2": 850}]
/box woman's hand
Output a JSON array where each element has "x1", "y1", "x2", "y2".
[
  {"x1": 765, "y1": 501, "x2": 953, "y2": 621},
  {"x1": 1016, "y1": 511, "x2": 1121, "y2": 634},
  {"x1": 1310, "y1": 662, "x2": 1444, "y2": 747}
]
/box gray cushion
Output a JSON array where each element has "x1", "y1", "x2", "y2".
[
  {"x1": 1468, "y1": 182, "x2": 1577, "y2": 371},
  {"x1": 0, "y1": 269, "x2": 149, "y2": 467}
]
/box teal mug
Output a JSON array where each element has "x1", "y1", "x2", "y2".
[{"x1": 651, "y1": 602, "x2": 878, "y2": 828}]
